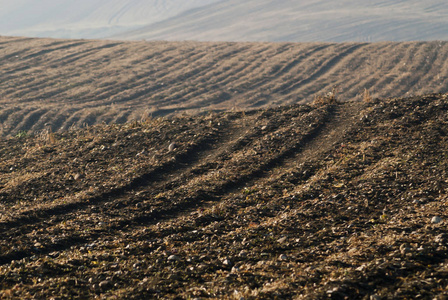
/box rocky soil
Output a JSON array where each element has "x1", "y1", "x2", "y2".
[{"x1": 1, "y1": 93, "x2": 448, "y2": 299}]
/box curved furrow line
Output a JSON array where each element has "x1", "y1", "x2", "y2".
[
  {"x1": 164, "y1": 44, "x2": 255, "y2": 89},
  {"x1": 0, "y1": 123, "x2": 263, "y2": 263},
  {"x1": 98, "y1": 108, "x2": 305, "y2": 218},
  {"x1": 0, "y1": 107, "x2": 20, "y2": 124},
  {"x1": 87, "y1": 106, "x2": 326, "y2": 227},
  {"x1": 0, "y1": 106, "x2": 313, "y2": 262},
  {"x1": 279, "y1": 43, "x2": 367, "y2": 96},
  {"x1": 328, "y1": 43, "x2": 384, "y2": 95},
  {"x1": 208, "y1": 44, "x2": 278, "y2": 88},
  {"x1": 112, "y1": 109, "x2": 133, "y2": 125},
  {"x1": 1, "y1": 39, "x2": 66, "y2": 61},
  {"x1": 46, "y1": 42, "x2": 127, "y2": 67},
  {"x1": 399, "y1": 43, "x2": 441, "y2": 96},
  {"x1": 0, "y1": 48, "x2": 34, "y2": 61},
  {"x1": 1, "y1": 107, "x2": 35, "y2": 135},
  {"x1": 264, "y1": 43, "x2": 343, "y2": 95},
  {"x1": 433, "y1": 45, "x2": 448, "y2": 94},
  {"x1": 0, "y1": 37, "x2": 34, "y2": 46},
  {"x1": 335, "y1": 43, "x2": 394, "y2": 99},
  {"x1": 102, "y1": 103, "x2": 365, "y2": 262},
  {"x1": 130, "y1": 45, "x2": 254, "y2": 108},
  {"x1": 147, "y1": 44, "x2": 255, "y2": 93},
  {"x1": 62, "y1": 53, "x2": 171, "y2": 105},
  {"x1": 26, "y1": 108, "x2": 61, "y2": 134},
  {"x1": 48, "y1": 110, "x2": 76, "y2": 133},
  {"x1": 164, "y1": 44, "x2": 260, "y2": 85},
  {"x1": 148, "y1": 45, "x2": 274, "y2": 108},
  {"x1": 366, "y1": 43, "x2": 414, "y2": 96},
  {"x1": 412, "y1": 42, "x2": 448, "y2": 95},
  {"x1": 0, "y1": 126, "x2": 221, "y2": 233},
  {"x1": 298, "y1": 44, "x2": 375, "y2": 100},
  {"x1": 101, "y1": 106, "x2": 333, "y2": 231},
  {"x1": 244, "y1": 44, "x2": 331, "y2": 92},
  {"x1": 379, "y1": 43, "x2": 430, "y2": 98},
  {"x1": 82, "y1": 46, "x2": 203, "y2": 106},
  {"x1": 272, "y1": 44, "x2": 330, "y2": 76},
  {"x1": 19, "y1": 41, "x2": 90, "y2": 61},
  {"x1": 14, "y1": 108, "x2": 50, "y2": 133},
  {"x1": 56, "y1": 109, "x2": 85, "y2": 132},
  {"x1": 102, "y1": 63, "x2": 224, "y2": 107}
]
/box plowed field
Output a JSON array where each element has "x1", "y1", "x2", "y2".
[
  {"x1": 1, "y1": 37, "x2": 448, "y2": 137},
  {"x1": 1, "y1": 93, "x2": 448, "y2": 299}
]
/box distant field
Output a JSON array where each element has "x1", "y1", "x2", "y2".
[{"x1": 1, "y1": 36, "x2": 448, "y2": 136}]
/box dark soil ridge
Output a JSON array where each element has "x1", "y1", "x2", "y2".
[
  {"x1": 1, "y1": 37, "x2": 448, "y2": 137},
  {"x1": 1, "y1": 94, "x2": 448, "y2": 299}
]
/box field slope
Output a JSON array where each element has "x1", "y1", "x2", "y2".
[
  {"x1": 0, "y1": 93, "x2": 448, "y2": 298},
  {"x1": 1, "y1": 37, "x2": 448, "y2": 137},
  {"x1": 114, "y1": 0, "x2": 448, "y2": 42}
]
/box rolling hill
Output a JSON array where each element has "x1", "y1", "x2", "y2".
[
  {"x1": 0, "y1": 93, "x2": 448, "y2": 298},
  {"x1": 1, "y1": 36, "x2": 448, "y2": 137},
  {"x1": 0, "y1": 0, "x2": 220, "y2": 39},
  {"x1": 115, "y1": 0, "x2": 448, "y2": 42},
  {"x1": 2, "y1": 0, "x2": 448, "y2": 42}
]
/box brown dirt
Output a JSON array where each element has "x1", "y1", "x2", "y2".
[
  {"x1": 1, "y1": 93, "x2": 448, "y2": 299},
  {"x1": 1, "y1": 37, "x2": 448, "y2": 137}
]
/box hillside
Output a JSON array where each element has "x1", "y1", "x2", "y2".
[
  {"x1": 0, "y1": 0, "x2": 219, "y2": 39},
  {"x1": 3, "y1": 0, "x2": 448, "y2": 42},
  {"x1": 114, "y1": 0, "x2": 448, "y2": 42},
  {"x1": 1, "y1": 37, "x2": 448, "y2": 137},
  {"x1": 1, "y1": 93, "x2": 448, "y2": 298}
]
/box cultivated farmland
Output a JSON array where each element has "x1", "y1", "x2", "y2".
[
  {"x1": 1, "y1": 37, "x2": 448, "y2": 136},
  {"x1": 0, "y1": 93, "x2": 448, "y2": 298}
]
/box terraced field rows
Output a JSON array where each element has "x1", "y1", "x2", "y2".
[{"x1": 1, "y1": 37, "x2": 448, "y2": 136}]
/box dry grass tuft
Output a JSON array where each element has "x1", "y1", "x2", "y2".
[
  {"x1": 363, "y1": 88, "x2": 372, "y2": 102},
  {"x1": 312, "y1": 86, "x2": 340, "y2": 106}
]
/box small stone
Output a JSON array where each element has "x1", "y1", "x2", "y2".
[
  {"x1": 277, "y1": 236, "x2": 287, "y2": 244},
  {"x1": 431, "y1": 216, "x2": 443, "y2": 224},
  {"x1": 168, "y1": 143, "x2": 177, "y2": 152},
  {"x1": 222, "y1": 258, "x2": 232, "y2": 266},
  {"x1": 278, "y1": 254, "x2": 288, "y2": 261},
  {"x1": 74, "y1": 173, "x2": 83, "y2": 180},
  {"x1": 370, "y1": 295, "x2": 381, "y2": 300},
  {"x1": 231, "y1": 266, "x2": 240, "y2": 273},
  {"x1": 168, "y1": 255, "x2": 180, "y2": 262}
]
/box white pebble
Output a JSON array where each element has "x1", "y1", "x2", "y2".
[
  {"x1": 278, "y1": 254, "x2": 288, "y2": 261},
  {"x1": 167, "y1": 255, "x2": 180, "y2": 262},
  {"x1": 431, "y1": 216, "x2": 443, "y2": 224},
  {"x1": 222, "y1": 258, "x2": 232, "y2": 266},
  {"x1": 168, "y1": 143, "x2": 177, "y2": 151},
  {"x1": 277, "y1": 236, "x2": 287, "y2": 243}
]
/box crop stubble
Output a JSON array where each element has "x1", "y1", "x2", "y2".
[
  {"x1": 0, "y1": 93, "x2": 448, "y2": 298},
  {"x1": 1, "y1": 37, "x2": 448, "y2": 136}
]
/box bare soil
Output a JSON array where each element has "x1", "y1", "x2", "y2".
[
  {"x1": 1, "y1": 93, "x2": 448, "y2": 299},
  {"x1": 1, "y1": 37, "x2": 448, "y2": 137}
]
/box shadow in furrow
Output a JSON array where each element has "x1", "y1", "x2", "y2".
[{"x1": 0, "y1": 105, "x2": 335, "y2": 265}]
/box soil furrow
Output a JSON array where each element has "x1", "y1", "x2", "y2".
[{"x1": 279, "y1": 43, "x2": 367, "y2": 96}]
